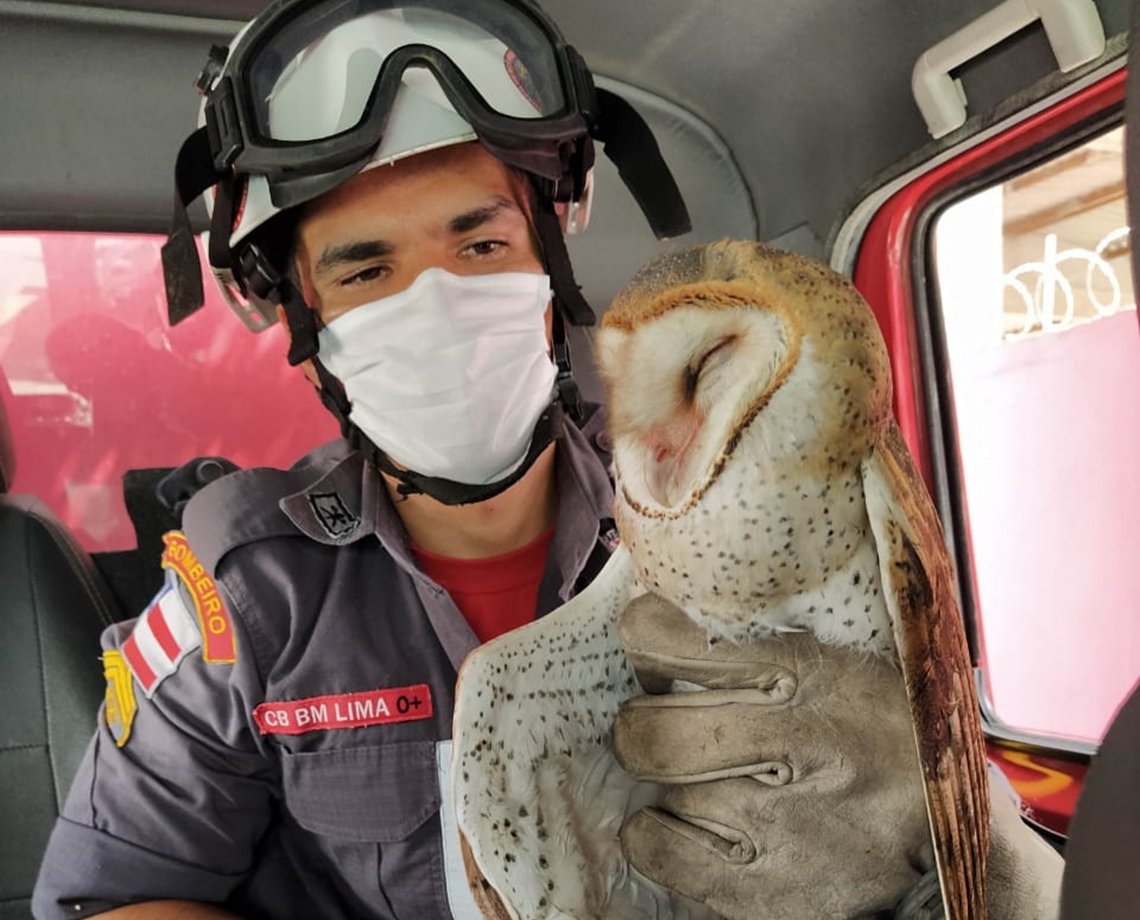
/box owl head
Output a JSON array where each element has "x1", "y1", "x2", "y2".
[{"x1": 595, "y1": 239, "x2": 893, "y2": 519}]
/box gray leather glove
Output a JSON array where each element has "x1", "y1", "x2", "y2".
[
  {"x1": 894, "y1": 781, "x2": 1063, "y2": 920},
  {"x1": 612, "y1": 592, "x2": 1065, "y2": 919},
  {"x1": 612, "y1": 591, "x2": 933, "y2": 919},
  {"x1": 984, "y1": 780, "x2": 1062, "y2": 920}
]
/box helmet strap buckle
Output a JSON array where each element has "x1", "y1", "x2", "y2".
[
  {"x1": 204, "y1": 77, "x2": 244, "y2": 170},
  {"x1": 236, "y1": 244, "x2": 281, "y2": 301},
  {"x1": 236, "y1": 244, "x2": 320, "y2": 366},
  {"x1": 551, "y1": 307, "x2": 584, "y2": 423}
]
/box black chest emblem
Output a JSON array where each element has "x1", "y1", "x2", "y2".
[{"x1": 308, "y1": 491, "x2": 361, "y2": 539}]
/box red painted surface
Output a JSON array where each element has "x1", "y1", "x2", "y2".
[
  {"x1": 986, "y1": 742, "x2": 1087, "y2": 837},
  {"x1": 852, "y1": 69, "x2": 1127, "y2": 486},
  {"x1": 0, "y1": 232, "x2": 338, "y2": 553}
]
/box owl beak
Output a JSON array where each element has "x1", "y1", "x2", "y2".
[
  {"x1": 645, "y1": 449, "x2": 679, "y2": 508},
  {"x1": 643, "y1": 415, "x2": 703, "y2": 507}
]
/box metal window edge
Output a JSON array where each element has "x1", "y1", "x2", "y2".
[
  {"x1": 828, "y1": 46, "x2": 1127, "y2": 278},
  {"x1": 976, "y1": 670, "x2": 1099, "y2": 758}
]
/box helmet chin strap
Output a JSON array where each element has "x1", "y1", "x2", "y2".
[
  {"x1": 530, "y1": 178, "x2": 598, "y2": 426},
  {"x1": 367, "y1": 406, "x2": 561, "y2": 505}
]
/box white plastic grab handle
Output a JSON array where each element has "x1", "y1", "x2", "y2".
[{"x1": 913, "y1": 0, "x2": 1106, "y2": 139}]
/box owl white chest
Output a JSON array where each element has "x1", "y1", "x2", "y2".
[{"x1": 615, "y1": 457, "x2": 896, "y2": 657}]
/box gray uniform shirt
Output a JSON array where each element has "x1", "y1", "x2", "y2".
[{"x1": 33, "y1": 407, "x2": 615, "y2": 920}]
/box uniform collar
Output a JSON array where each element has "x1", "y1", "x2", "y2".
[
  {"x1": 278, "y1": 406, "x2": 614, "y2": 598},
  {"x1": 278, "y1": 442, "x2": 380, "y2": 546}
]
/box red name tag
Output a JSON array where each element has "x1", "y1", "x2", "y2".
[{"x1": 252, "y1": 684, "x2": 433, "y2": 735}]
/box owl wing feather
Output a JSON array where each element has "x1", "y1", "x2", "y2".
[
  {"x1": 459, "y1": 833, "x2": 516, "y2": 920},
  {"x1": 861, "y1": 421, "x2": 990, "y2": 920},
  {"x1": 454, "y1": 547, "x2": 689, "y2": 919}
]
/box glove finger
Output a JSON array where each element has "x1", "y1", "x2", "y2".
[
  {"x1": 613, "y1": 697, "x2": 823, "y2": 782},
  {"x1": 620, "y1": 806, "x2": 752, "y2": 908},
  {"x1": 650, "y1": 780, "x2": 929, "y2": 918}
]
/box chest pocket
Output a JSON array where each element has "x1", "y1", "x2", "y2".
[{"x1": 282, "y1": 740, "x2": 440, "y2": 842}]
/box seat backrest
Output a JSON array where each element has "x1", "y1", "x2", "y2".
[
  {"x1": 0, "y1": 371, "x2": 121, "y2": 920},
  {"x1": 1062, "y1": 7, "x2": 1140, "y2": 907},
  {"x1": 1059, "y1": 680, "x2": 1140, "y2": 919}
]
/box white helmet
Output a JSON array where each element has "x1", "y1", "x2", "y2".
[
  {"x1": 223, "y1": 8, "x2": 592, "y2": 255},
  {"x1": 166, "y1": 0, "x2": 687, "y2": 331},
  {"x1": 161, "y1": 0, "x2": 689, "y2": 504}
]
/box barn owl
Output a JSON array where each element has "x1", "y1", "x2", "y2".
[{"x1": 452, "y1": 240, "x2": 988, "y2": 920}]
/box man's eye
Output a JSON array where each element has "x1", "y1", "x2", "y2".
[
  {"x1": 340, "y1": 265, "x2": 387, "y2": 287},
  {"x1": 465, "y1": 240, "x2": 505, "y2": 257}
]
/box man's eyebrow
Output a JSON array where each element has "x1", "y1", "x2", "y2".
[
  {"x1": 448, "y1": 197, "x2": 519, "y2": 234},
  {"x1": 313, "y1": 239, "x2": 395, "y2": 278}
]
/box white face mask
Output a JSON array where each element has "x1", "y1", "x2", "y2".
[{"x1": 317, "y1": 267, "x2": 557, "y2": 485}]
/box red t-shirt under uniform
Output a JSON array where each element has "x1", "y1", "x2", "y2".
[{"x1": 412, "y1": 526, "x2": 556, "y2": 643}]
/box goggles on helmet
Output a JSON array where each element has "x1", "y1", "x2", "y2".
[
  {"x1": 163, "y1": 0, "x2": 690, "y2": 331},
  {"x1": 205, "y1": 0, "x2": 600, "y2": 210}
]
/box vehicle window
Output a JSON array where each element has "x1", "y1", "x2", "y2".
[
  {"x1": 932, "y1": 125, "x2": 1139, "y2": 744},
  {"x1": 0, "y1": 231, "x2": 338, "y2": 554}
]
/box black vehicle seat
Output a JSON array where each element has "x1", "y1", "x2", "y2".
[
  {"x1": 0, "y1": 369, "x2": 121, "y2": 920},
  {"x1": 1059, "y1": 680, "x2": 1140, "y2": 919}
]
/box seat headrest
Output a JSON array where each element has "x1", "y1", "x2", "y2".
[{"x1": 0, "y1": 366, "x2": 16, "y2": 492}]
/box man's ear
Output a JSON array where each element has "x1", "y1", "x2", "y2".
[{"x1": 276, "y1": 305, "x2": 321, "y2": 388}]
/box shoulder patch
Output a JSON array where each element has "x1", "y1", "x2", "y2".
[
  {"x1": 102, "y1": 649, "x2": 137, "y2": 747},
  {"x1": 161, "y1": 531, "x2": 237, "y2": 663},
  {"x1": 120, "y1": 582, "x2": 203, "y2": 697}
]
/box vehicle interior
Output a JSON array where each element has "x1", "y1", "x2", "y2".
[{"x1": 2, "y1": 0, "x2": 1139, "y2": 917}]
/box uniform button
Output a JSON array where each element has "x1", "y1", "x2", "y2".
[{"x1": 593, "y1": 431, "x2": 613, "y2": 452}]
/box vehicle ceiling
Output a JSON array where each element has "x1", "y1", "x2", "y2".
[{"x1": 0, "y1": 0, "x2": 1130, "y2": 315}]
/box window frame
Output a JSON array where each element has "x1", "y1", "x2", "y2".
[
  {"x1": 915, "y1": 104, "x2": 1126, "y2": 757},
  {"x1": 845, "y1": 68, "x2": 1128, "y2": 764}
]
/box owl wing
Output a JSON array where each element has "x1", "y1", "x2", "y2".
[
  {"x1": 453, "y1": 546, "x2": 683, "y2": 919},
  {"x1": 861, "y1": 421, "x2": 990, "y2": 920}
]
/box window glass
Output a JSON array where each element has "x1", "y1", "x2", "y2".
[
  {"x1": 933, "y1": 126, "x2": 1140, "y2": 743},
  {"x1": 0, "y1": 231, "x2": 338, "y2": 554}
]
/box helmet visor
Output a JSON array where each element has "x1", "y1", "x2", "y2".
[{"x1": 238, "y1": 0, "x2": 572, "y2": 144}]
